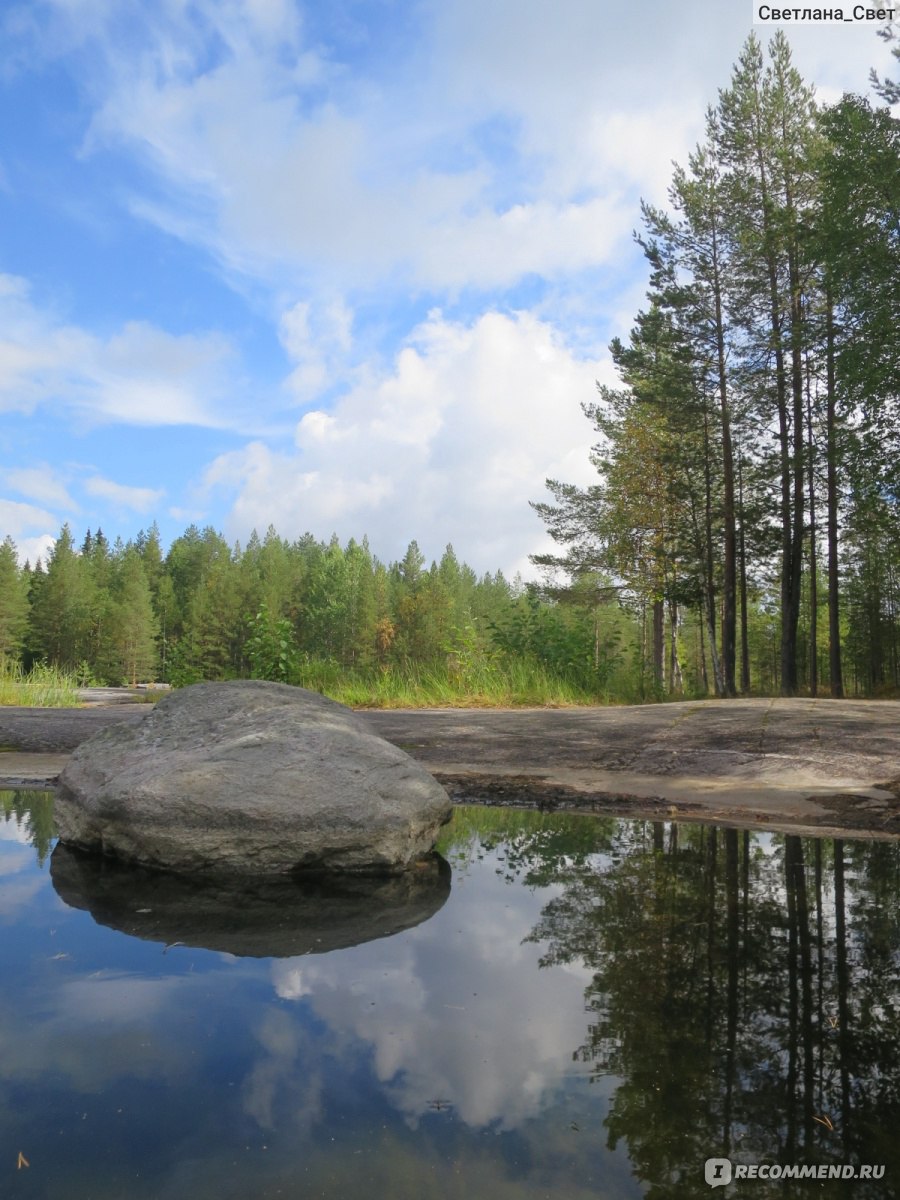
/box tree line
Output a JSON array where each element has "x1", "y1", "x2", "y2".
[
  {"x1": 0, "y1": 522, "x2": 641, "y2": 698},
  {"x1": 533, "y1": 30, "x2": 900, "y2": 698}
]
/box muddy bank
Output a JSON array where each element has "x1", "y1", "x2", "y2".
[{"x1": 1, "y1": 696, "x2": 898, "y2": 838}]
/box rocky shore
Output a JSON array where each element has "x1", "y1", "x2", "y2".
[{"x1": 2, "y1": 695, "x2": 898, "y2": 839}]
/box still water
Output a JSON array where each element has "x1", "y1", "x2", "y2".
[{"x1": 2, "y1": 791, "x2": 899, "y2": 1198}]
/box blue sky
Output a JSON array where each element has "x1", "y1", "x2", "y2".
[{"x1": 1, "y1": 1, "x2": 895, "y2": 577}]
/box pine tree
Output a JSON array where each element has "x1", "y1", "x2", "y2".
[{"x1": 715, "y1": 32, "x2": 819, "y2": 694}]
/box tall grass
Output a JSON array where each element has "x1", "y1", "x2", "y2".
[
  {"x1": 0, "y1": 661, "x2": 81, "y2": 707},
  {"x1": 294, "y1": 657, "x2": 601, "y2": 708}
]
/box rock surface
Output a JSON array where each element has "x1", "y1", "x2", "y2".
[
  {"x1": 55, "y1": 680, "x2": 452, "y2": 875},
  {"x1": 50, "y1": 842, "x2": 451, "y2": 957},
  {"x1": 5, "y1": 695, "x2": 899, "y2": 839}
]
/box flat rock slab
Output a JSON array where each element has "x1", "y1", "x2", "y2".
[
  {"x1": 360, "y1": 698, "x2": 900, "y2": 838},
  {"x1": 54, "y1": 681, "x2": 452, "y2": 876},
  {"x1": 0, "y1": 706, "x2": 148, "y2": 752},
  {"x1": 2, "y1": 695, "x2": 899, "y2": 838},
  {"x1": 0, "y1": 751, "x2": 71, "y2": 787}
]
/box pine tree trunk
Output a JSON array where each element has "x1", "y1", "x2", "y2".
[
  {"x1": 668, "y1": 599, "x2": 684, "y2": 695},
  {"x1": 698, "y1": 601, "x2": 709, "y2": 693},
  {"x1": 786, "y1": 236, "x2": 806, "y2": 696},
  {"x1": 712, "y1": 223, "x2": 738, "y2": 697},
  {"x1": 738, "y1": 451, "x2": 751, "y2": 693},
  {"x1": 703, "y1": 409, "x2": 725, "y2": 697},
  {"x1": 653, "y1": 597, "x2": 665, "y2": 693},
  {"x1": 825, "y1": 294, "x2": 844, "y2": 697},
  {"x1": 806, "y1": 372, "x2": 818, "y2": 698}
]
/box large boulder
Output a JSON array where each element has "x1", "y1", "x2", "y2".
[{"x1": 55, "y1": 680, "x2": 452, "y2": 876}]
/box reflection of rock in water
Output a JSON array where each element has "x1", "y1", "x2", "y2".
[{"x1": 50, "y1": 843, "x2": 451, "y2": 958}]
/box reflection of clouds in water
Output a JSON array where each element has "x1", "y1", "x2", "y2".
[
  {"x1": 0, "y1": 828, "x2": 41, "y2": 914},
  {"x1": 271, "y1": 851, "x2": 595, "y2": 1132},
  {"x1": 0, "y1": 969, "x2": 215, "y2": 1093},
  {"x1": 243, "y1": 1007, "x2": 324, "y2": 1134},
  {"x1": 0, "y1": 872, "x2": 45, "y2": 917},
  {"x1": 58, "y1": 970, "x2": 187, "y2": 1024},
  {"x1": 0, "y1": 817, "x2": 31, "y2": 846},
  {"x1": 273, "y1": 964, "x2": 313, "y2": 1000}
]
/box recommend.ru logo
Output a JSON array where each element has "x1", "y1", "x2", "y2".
[
  {"x1": 704, "y1": 1158, "x2": 885, "y2": 1185},
  {"x1": 705, "y1": 1159, "x2": 732, "y2": 1187}
]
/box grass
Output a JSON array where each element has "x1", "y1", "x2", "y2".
[
  {"x1": 0, "y1": 661, "x2": 81, "y2": 707},
  {"x1": 294, "y1": 657, "x2": 603, "y2": 708}
]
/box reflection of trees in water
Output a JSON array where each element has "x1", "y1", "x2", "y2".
[
  {"x1": 438, "y1": 805, "x2": 617, "y2": 884},
  {"x1": 523, "y1": 822, "x2": 900, "y2": 1197},
  {"x1": 0, "y1": 789, "x2": 55, "y2": 864}
]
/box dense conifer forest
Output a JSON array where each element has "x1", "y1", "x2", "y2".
[
  {"x1": 2, "y1": 32, "x2": 898, "y2": 703},
  {"x1": 0, "y1": 522, "x2": 644, "y2": 703}
]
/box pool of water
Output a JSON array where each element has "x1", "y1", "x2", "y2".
[{"x1": 2, "y1": 791, "x2": 899, "y2": 1198}]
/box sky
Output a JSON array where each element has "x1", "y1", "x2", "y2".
[{"x1": 0, "y1": 1, "x2": 896, "y2": 578}]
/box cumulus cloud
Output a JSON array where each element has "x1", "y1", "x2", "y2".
[
  {"x1": 278, "y1": 295, "x2": 355, "y2": 402},
  {"x1": 5, "y1": 0, "x2": 895, "y2": 571},
  {"x1": 204, "y1": 309, "x2": 614, "y2": 575}
]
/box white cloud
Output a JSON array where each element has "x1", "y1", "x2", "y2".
[
  {"x1": 5, "y1": 464, "x2": 79, "y2": 511},
  {"x1": 11, "y1": 0, "x2": 897, "y2": 314},
  {"x1": 0, "y1": 495, "x2": 58, "y2": 562},
  {"x1": 46, "y1": 0, "x2": 894, "y2": 310},
  {"x1": 0, "y1": 274, "x2": 245, "y2": 430},
  {"x1": 278, "y1": 296, "x2": 355, "y2": 402},
  {"x1": 204, "y1": 309, "x2": 612, "y2": 575},
  {"x1": 15, "y1": 534, "x2": 56, "y2": 567},
  {"x1": 0, "y1": 497, "x2": 59, "y2": 539},
  {"x1": 5, "y1": 0, "x2": 896, "y2": 572},
  {"x1": 53, "y1": 1, "x2": 684, "y2": 298},
  {"x1": 84, "y1": 475, "x2": 165, "y2": 513}
]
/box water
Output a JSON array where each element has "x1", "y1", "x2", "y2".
[{"x1": 2, "y1": 792, "x2": 899, "y2": 1198}]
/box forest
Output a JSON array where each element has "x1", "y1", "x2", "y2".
[
  {"x1": 534, "y1": 30, "x2": 900, "y2": 699},
  {"x1": 0, "y1": 522, "x2": 644, "y2": 704},
  {"x1": 1, "y1": 31, "x2": 899, "y2": 704}
]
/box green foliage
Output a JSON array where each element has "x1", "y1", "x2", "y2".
[
  {"x1": 4, "y1": 517, "x2": 643, "y2": 705},
  {"x1": 0, "y1": 537, "x2": 29, "y2": 659},
  {"x1": 490, "y1": 590, "x2": 629, "y2": 697},
  {"x1": 294, "y1": 656, "x2": 600, "y2": 708},
  {"x1": 245, "y1": 604, "x2": 300, "y2": 682}
]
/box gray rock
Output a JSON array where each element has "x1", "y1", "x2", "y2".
[{"x1": 55, "y1": 680, "x2": 452, "y2": 875}]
